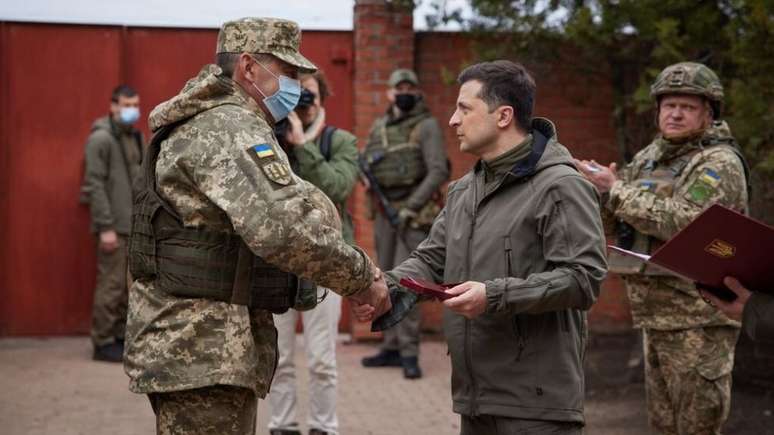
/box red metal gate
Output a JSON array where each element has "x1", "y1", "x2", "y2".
[{"x1": 0, "y1": 22, "x2": 354, "y2": 336}]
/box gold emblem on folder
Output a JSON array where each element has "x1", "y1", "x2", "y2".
[{"x1": 705, "y1": 239, "x2": 735, "y2": 259}]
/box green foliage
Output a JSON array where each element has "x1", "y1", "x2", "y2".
[{"x1": 426, "y1": 0, "x2": 774, "y2": 220}]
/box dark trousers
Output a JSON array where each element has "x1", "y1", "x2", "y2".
[
  {"x1": 374, "y1": 212, "x2": 428, "y2": 357},
  {"x1": 91, "y1": 235, "x2": 129, "y2": 346},
  {"x1": 460, "y1": 415, "x2": 583, "y2": 435}
]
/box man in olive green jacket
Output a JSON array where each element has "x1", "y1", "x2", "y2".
[
  {"x1": 82, "y1": 85, "x2": 144, "y2": 362},
  {"x1": 356, "y1": 61, "x2": 607, "y2": 434}
]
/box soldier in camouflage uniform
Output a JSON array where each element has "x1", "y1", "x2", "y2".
[
  {"x1": 577, "y1": 62, "x2": 749, "y2": 435},
  {"x1": 123, "y1": 17, "x2": 390, "y2": 435},
  {"x1": 360, "y1": 68, "x2": 450, "y2": 379}
]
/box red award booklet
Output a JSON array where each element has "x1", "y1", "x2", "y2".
[
  {"x1": 608, "y1": 204, "x2": 774, "y2": 301},
  {"x1": 399, "y1": 277, "x2": 458, "y2": 301}
]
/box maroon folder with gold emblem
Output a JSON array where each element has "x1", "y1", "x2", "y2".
[
  {"x1": 610, "y1": 204, "x2": 773, "y2": 301},
  {"x1": 399, "y1": 277, "x2": 457, "y2": 301}
]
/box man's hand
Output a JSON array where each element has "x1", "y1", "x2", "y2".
[
  {"x1": 397, "y1": 208, "x2": 417, "y2": 229},
  {"x1": 443, "y1": 281, "x2": 487, "y2": 319},
  {"x1": 99, "y1": 230, "x2": 119, "y2": 253},
  {"x1": 574, "y1": 158, "x2": 618, "y2": 193},
  {"x1": 700, "y1": 276, "x2": 753, "y2": 321},
  {"x1": 285, "y1": 111, "x2": 306, "y2": 146},
  {"x1": 349, "y1": 267, "x2": 392, "y2": 321}
]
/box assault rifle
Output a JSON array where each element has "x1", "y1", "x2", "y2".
[{"x1": 358, "y1": 152, "x2": 401, "y2": 228}]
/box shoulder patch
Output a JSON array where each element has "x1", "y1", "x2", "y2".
[
  {"x1": 699, "y1": 168, "x2": 721, "y2": 188},
  {"x1": 251, "y1": 143, "x2": 275, "y2": 159},
  {"x1": 685, "y1": 168, "x2": 721, "y2": 205},
  {"x1": 262, "y1": 161, "x2": 293, "y2": 186}
]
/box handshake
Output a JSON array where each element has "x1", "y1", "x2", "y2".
[{"x1": 348, "y1": 265, "x2": 392, "y2": 323}]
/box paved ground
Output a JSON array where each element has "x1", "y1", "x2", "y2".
[{"x1": 0, "y1": 333, "x2": 770, "y2": 435}]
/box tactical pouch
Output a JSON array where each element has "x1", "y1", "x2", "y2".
[
  {"x1": 293, "y1": 278, "x2": 321, "y2": 312},
  {"x1": 368, "y1": 144, "x2": 427, "y2": 189},
  {"x1": 128, "y1": 190, "x2": 162, "y2": 280}
]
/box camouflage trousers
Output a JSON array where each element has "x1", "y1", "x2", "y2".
[
  {"x1": 643, "y1": 327, "x2": 739, "y2": 435},
  {"x1": 148, "y1": 385, "x2": 257, "y2": 435},
  {"x1": 91, "y1": 235, "x2": 129, "y2": 346}
]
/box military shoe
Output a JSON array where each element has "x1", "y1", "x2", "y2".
[
  {"x1": 361, "y1": 349, "x2": 402, "y2": 367},
  {"x1": 93, "y1": 342, "x2": 124, "y2": 363},
  {"x1": 402, "y1": 356, "x2": 423, "y2": 379}
]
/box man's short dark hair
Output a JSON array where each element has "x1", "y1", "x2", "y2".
[
  {"x1": 111, "y1": 85, "x2": 137, "y2": 102},
  {"x1": 457, "y1": 60, "x2": 535, "y2": 131},
  {"x1": 215, "y1": 52, "x2": 274, "y2": 78}
]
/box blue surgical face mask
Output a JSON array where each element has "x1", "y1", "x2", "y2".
[
  {"x1": 250, "y1": 58, "x2": 301, "y2": 122},
  {"x1": 119, "y1": 107, "x2": 140, "y2": 125}
]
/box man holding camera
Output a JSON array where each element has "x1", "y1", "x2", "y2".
[{"x1": 268, "y1": 70, "x2": 359, "y2": 435}]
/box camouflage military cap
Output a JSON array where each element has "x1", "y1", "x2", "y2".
[
  {"x1": 650, "y1": 62, "x2": 724, "y2": 103},
  {"x1": 388, "y1": 68, "x2": 419, "y2": 87},
  {"x1": 217, "y1": 17, "x2": 317, "y2": 73}
]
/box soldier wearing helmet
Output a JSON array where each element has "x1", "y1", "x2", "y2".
[{"x1": 576, "y1": 61, "x2": 749, "y2": 435}]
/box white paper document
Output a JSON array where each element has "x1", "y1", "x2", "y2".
[{"x1": 607, "y1": 245, "x2": 652, "y2": 262}]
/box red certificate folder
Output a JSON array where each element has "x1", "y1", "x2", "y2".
[
  {"x1": 608, "y1": 204, "x2": 774, "y2": 301},
  {"x1": 399, "y1": 277, "x2": 457, "y2": 301}
]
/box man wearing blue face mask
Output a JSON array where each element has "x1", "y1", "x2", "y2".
[
  {"x1": 123, "y1": 17, "x2": 390, "y2": 434},
  {"x1": 81, "y1": 84, "x2": 144, "y2": 363}
]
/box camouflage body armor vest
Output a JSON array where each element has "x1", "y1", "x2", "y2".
[
  {"x1": 362, "y1": 112, "x2": 430, "y2": 199},
  {"x1": 128, "y1": 124, "x2": 318, "y2": 313},
  {"x1": 609, "y1": 125, "x2": 749, "y2": 275}
]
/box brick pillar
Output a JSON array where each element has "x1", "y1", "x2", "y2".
[{"x1": 349, "y1": 0, "x2": 414, "y2": 340}]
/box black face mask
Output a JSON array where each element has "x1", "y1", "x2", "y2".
[{"x1": 394, "y1": 93, "x2": 418, "y2": 112}]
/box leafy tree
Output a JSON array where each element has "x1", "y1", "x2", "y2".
[{"x1": 425, "y1": 0, "x2": 774, "y2": 221}]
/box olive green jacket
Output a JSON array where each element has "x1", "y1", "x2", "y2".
[
  {"x1": 744, "y1": 292, "x2": 774, "y2": 344},
  {"x1": 82, "y1": 116, "x2": 143, "y2": 234},
  {"x1": 376, "y1": 118, "x2": 607, "y2": 423},
  {"x1": 293, "y1": 128, "x2": 359, "y2": 244}
]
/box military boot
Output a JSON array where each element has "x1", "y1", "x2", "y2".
[
  {"x1": 361, "y1": 349, "x2": 402, "y2": 367},
  {"x1": 401, "y1": 356, "x2": 422, "y2": 379},
  {"x1": 93, "y1": 342, "x2": 124, "y2": 363}
]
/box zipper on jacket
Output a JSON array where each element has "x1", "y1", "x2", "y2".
[
  {"x1": 504, "y1": 236, "x2": 512, "y2": 277},
  {"x1": 512, "y1": 316, "x2": 526, "y2": 361},
  {"x1": 464, "y1": 175, "x2": 479, "y2": 416}
]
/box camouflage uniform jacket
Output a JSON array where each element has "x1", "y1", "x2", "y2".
[
  {"x1": 124, "y1": 65, "x2": 374, "y2": 396},
  {"x1": 606, "y1": 121, "x2": 748, "y2": 330}
]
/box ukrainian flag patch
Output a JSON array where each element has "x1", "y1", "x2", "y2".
[
  {"x1": 699, "y1": 168, "x2": 721, "y2": 188},
  {"x1": 252, "y1": 143, "x2": 275, "y2": 159}
]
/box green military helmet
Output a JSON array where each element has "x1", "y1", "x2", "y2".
[
  {"x1": 388, "y1": 68, "x2": 419, "y2": 87},
  {"x1": 650, "y1": 62, "x2": 724, "y2": 117}
]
